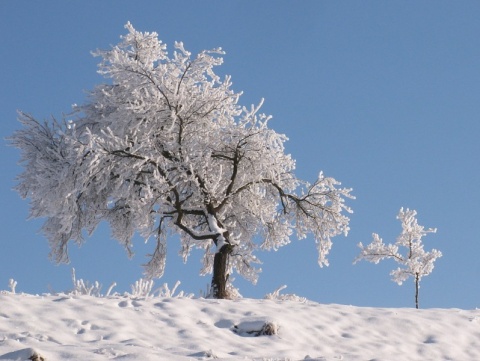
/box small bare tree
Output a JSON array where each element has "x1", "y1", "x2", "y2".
[{"x1": 355, "y1": 208, "x2": 442, "y2": 308}]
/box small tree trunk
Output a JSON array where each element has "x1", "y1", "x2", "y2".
[
  {"x1": 211, "y1": 243, "x2": 233, "y2": 299},
  {"x1": 415, "y1": 273, "x2": 420, "y2": 309}
]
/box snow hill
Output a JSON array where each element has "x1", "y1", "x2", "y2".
[{"x1": 0, "y1": 292, "x2": 479, "y2": 360}]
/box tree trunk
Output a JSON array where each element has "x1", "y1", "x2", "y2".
[
  {"x1": 415, "y1": 273, "x2": 420, "y2": 309},
  {"x1": 211, "y1": 243, "x2": 233, "y2": 299}
]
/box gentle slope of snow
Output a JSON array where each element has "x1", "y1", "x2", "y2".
[{"x1": 0, "y1": 293, "x2": 479, "y2": 360}]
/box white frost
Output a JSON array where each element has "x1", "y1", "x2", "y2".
[{"x1": 10, "y1": 22, "x2": 353, "y2": 288}]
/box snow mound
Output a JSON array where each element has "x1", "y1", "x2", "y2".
[
  {"x1": 233, "y1": 317, "x2": 279, "y2": 336},
  {"x1": 0, "y1": 348, "x2": 45, "y2": 361}
]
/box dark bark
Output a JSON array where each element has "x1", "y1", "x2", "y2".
[
  {"x1": 415, "y1": 273, "x2": 420, "y2": 309},
  {"x1": 211, "y1": 243, "x2": 233, "y2": 299}
]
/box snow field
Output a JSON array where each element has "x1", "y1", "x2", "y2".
[{"x1": 0, "y1": 293, "x2": 479, "y2": 360}]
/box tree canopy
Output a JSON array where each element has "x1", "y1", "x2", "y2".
[{"x1": 11, "y1": 23, "x2": 353, "y2": 297}]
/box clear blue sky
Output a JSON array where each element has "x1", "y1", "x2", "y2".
[{"x1": 1, "y1": 1, "x2": 479, "y2": 308}]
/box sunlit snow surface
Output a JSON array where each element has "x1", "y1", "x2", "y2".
[{"x1": 0, "y1": 293, "x2": 479, "y2": 360}]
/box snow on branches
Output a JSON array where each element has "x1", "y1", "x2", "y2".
[
  {"x1": 355, "y1": 208, "x2": 442, "y2": 308},
  {"x1": 10, "y1": 23, "x2": 353, "y2": 297}
]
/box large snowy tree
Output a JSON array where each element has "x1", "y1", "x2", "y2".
[{"x1": 10, "y1": 23, "x2": 353, "y2": 298}]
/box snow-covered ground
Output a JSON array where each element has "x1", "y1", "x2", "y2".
[{"x1": 1, "y1": 292, "x2": 479, "y2": 360}]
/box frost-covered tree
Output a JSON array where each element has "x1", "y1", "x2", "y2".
[
  {"x1": 10, "y1": 23, "x2": 353, "y2": 299},
  {"x1": 354, "y1": 208, "x2": 442, "y2": 308}
]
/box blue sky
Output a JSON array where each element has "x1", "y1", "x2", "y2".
[{"x1": 1, "y1": 1, "x2": 479, "y2": 308}]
